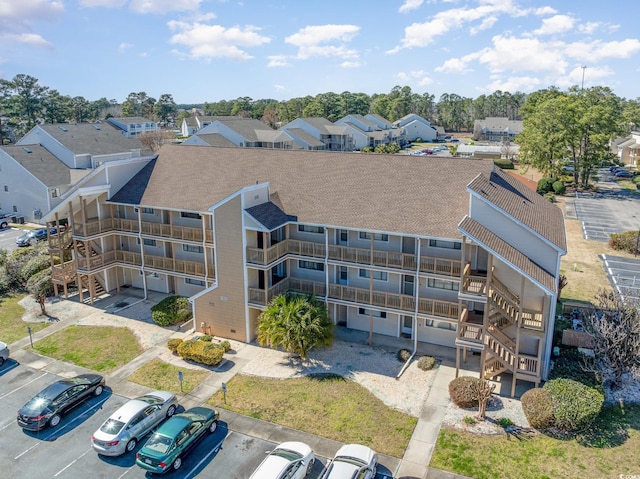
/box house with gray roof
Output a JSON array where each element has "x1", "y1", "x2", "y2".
[
  {"x1": 473, "y1": 117, "x2": 523, "y2": 143},
  {"x1": 182, "y1": 118, "x2": 294, "y2": 149},
  {"x1": 280, "y1": 118, "x2": 355, "y2": 151},
  {"x1": 180, "y1": 115, "x2": 239, "y2": 137},
  {"x1": 393, "y1": 114, "x2": 438, "y2": 142},
  {"x1": 365, "y1": 113, "x2": 394, "y2": 130},
  {"x1": 335, "y1": 115, "x2": 406, "y2": 150},
  {"x1": 42, "y1": 146, "x2": 566, "y2": 394},
  {"x1": 4, "y1": 123, "x2": 154, "y2": 221},
  {"x1": 107, "y1": 117, "x2": 158, "y2": 138}
]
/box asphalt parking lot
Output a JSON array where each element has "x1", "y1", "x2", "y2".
[
  {"x1": 572, "y1": 168, "x2": 640, "y2": 242},
  {"x1": 0, "y1": 226, "x2": 25, "y2": 252},
  {"x1": 601, "y1": 254, "x2": 640, "y2": 303},
  {"x1": 0, "y1": 359, "x2": 395, "y2": 479}
]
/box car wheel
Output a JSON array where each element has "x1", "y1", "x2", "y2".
[
  {"x1": 0, "y1": 357, "x2": 4, "y2": 367},
  {"x1": 0, "y1": 222, "x2": 7, "y2": 229},
  {"x1": 306, "y1": 458, "x2": 314, "y2": 476},
  {"x1": 94, "y1": 385, "x2": 104, "y2": 396},
  {"x1": 49, "y1": 414, "x2": 61, "y2": 427},
  {"x1": 172, "y1": 457, "x2": 182, "y2": 471},
  {"x1": 209, "y1": 420, "x2": 218, "y2": 433},
  {"x1": 126, "y1": 438, "x2": 137, "y2": 453},
  {"x1": 167, "y1": 405, "x2": 176, "y2": 417}
]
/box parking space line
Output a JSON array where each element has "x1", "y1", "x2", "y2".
[
  {"x1": 115, "y1": 467, "x2": 133, "y2": 479},
  {"x1": 54, "y1": 447, "x2": 92, "y2": 477},
  {"x1": 0, "y1": 372, "x2": 48, "y2": 400},
  {"x1": 15, "y1": 442, "x2": 40, "y2": 459},
  {"x1": 183, "y1": 430, "x2": 232, "y2": 479}
]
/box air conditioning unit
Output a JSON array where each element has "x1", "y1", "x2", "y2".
[
  {"x1": 134, "y1": 207, "x2": 139, "y2": 213},
  {"x1": 33, "y1": 209, "x2": 42, "y2": 220}
]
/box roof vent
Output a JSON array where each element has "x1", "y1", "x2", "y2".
[
  {"x1": 93, "y1": 124, "x2": 101, "y2": 130},
  {"x1": 22, "y1": 147, "x2": 32, "y2": 153},
  {"x1": 59, "y1": 126, "x2": 68, "y2": 132}
]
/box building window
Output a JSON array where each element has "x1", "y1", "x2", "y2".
[
  {"x1": 358, "y1": 308, "x2": 387, "y2": 319},
  {"x1": 3, "y1": 185, "x2": 7, "y2": 192},
  {"x1": 298, "y1": 260, "x2": 324, "y2": 271},
  {"x1": 50, "y1": 188, "x2": 60, "y2": 198},
  {"x1": 180, "y1": 212, "x2": 202, "y2": 220},
  {"x1": 297, "y1": 224, "x2": 325, "y2": 234},
  {"x1": 183, "y1": 244, "x2": 204, "y2": 254},
  {"x1": 429, "y1": 239, "x2": 461, "y2": 250},
  {"x1": 359, "y1": 232, "x2": 389, "y2": 241},
  {"x1": 427, "y1": 278, "x2": 460, "y2": 291},
  {"x1": 12, "y1": 205, "x2": 17, "y2": 212},
  {"x1": 185, "y1": 278, "x2": 205, "y2": 286},
  {"x1": 359, "y1": 269, "x2": 387, "y2": 281},
  {"x1": 141, "y1": 207, "x2": 154, "y2": 214},
  {"x1": 137, "y1": 238, "x2": 156, "y2": 247}
]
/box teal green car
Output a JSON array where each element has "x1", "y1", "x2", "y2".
[{"x1": 135, "y1": 406, "x2": 219, "y2": 474}]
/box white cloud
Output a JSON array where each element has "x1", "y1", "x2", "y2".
[
  {"x1": 267, "y1": 55, "x2": 289, "y2": 67},
  {"x1": 340, "y1": 61, "x2": 362, "y2": 68},
  {"x1": 129, "y1": 0, "x2": 201, "y2": 14},
  {"x1": 484, "y1": 75, "x2": 542, "y2": 93},
  {"x1": 435, "y1": 57, "x2": 472, "y2": 74},
  {"x1": 470, "y1": 15, "x2": 497, "y2": 35},
  {"x1": 119, "y1": 42, "x2": 134, "y2": 52},
  {"x1": 285, "y1": 24, "x2": 360, "y2": 60},
  {"x1": 578, "y1": 21, "x2": 600, "y2": 35},
  {"x1": 0, "y1": 0, "x2": 64, "y2": 20},
  {"x1": 533, "y1": 6, "x2": 557, "y2": 16},
  {"x1": 399, "y1": 0, "x2": 424, "y2": 13},
  {"x1": 78, "y1": 0, "x2": 126, "y2": 7},
  {"x1": 533, "y1": 14, "x2": 575, "y2": 35},
  {"x1": 472, "y1": 35, "x2": 568, "y2": 74},
  {"x1": 564, "y1": 39, "x2": 640, "y2": 62},
  {"x1": 168, "y1": 21, "x2": 270, "y2": 60},
  {"x1": 3, "y1": 33, "x2": 54, "y2": 49},
  {"x1": 395, "y1": 69, "x2": 432, "y2": 86},
  {"x1": 274, "y1": 84, "x2": 285, "y2": 91}
]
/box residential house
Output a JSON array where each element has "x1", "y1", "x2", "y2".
[
  {"x1": 42, "y1": 146, "x2": 565, "y2": 394},
  {"x1": 4, "y1": 123, "x2": 153, "y2": 221},
  {"x1": 335, "y1": 114, "x2": 405, "y2": 150},
  {"x1": 280, "y1": 118, "x2": 355, "y2": 151},
  {"x1": 182, "y1": 118, "x2": 294, "y2": 149},
  {"x1": 107, "y1": 117, "x2": 158, "y2": 138},
  {"x1": 456, "y1": 144, "x2": 519, "y2": 160},
  {"x1": 364, "y1": 113, "x2": 394, "y2": 130},
  {"x1": 393, "y1": 114, "x2": 438, "y2": 142},
  {"x1": 612, "y1": 132, "x2": 640, "y2": 167},
  {"x1": 180, "y1": 115, "x2": 239, "y2": 137},
  {"x1": 473, "y1": 117, "x2": 523, "y2": 143}
]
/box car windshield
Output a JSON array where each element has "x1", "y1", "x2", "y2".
[
  {"x1": 271, "y1": 449, "x2": 303, "y2": 461},
  {"x1": 137, "y1": 395, "x2": 163, "y2": 406},
  {"x1": 22, "y1": 396, "x2": 51, "y2": 412},
  {"x1": 100, "y1": 418, "x2": 126, "y2": 435},
  {"x1": 144, "y1": 433, "x2": 173, "y2": 454}
]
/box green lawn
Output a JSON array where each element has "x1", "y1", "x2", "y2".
[
  {"x1": 430, "y1": 403, "x2": 640, "y2": 479},
  {"x1": 207, "y1": 374, "x2": 417, "y2": 458},
  {"x1": 0, "y1": 293, "x2": 49, "y2": 344},
  {"x1": 128, "y1": 358, "x2": 210, "y2": 394},
  {"x1": 33, "y1": 325, "x2": 143, "y2": 373}
]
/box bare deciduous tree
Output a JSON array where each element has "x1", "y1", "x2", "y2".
[
  {"x1": 582, "y1": 289, "x2": 640, "y2": 388},
  {"x1": 470, "y1": 379, "x2": 496, "y2": 419},
  {"x1": 137, "y1": 129, "x2": 176, "y2": 152}
]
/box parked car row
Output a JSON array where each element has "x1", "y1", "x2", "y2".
[
  {"x1": 15, "y1": 374, "x2": 378, "y2": 477},
  {"x1": 15, "y1": 227, "x2": 57, "y2": 247},
  {"x1": 609, "y1": 165, "x2": 636, "y2": 178}
]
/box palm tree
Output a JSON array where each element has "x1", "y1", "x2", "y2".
[{"x1": 257, "y1": 293, "x2": 333, "y2": 359}]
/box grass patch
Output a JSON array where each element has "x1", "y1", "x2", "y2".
[
  {"x1": 207, "y1": 374, "x2": 417, "y2": 458},
  {"x1": 33, "y1": 325, "x2": 143, "y2": 373},
  {"x1": 430, "y1": 404, "x2": 640, "y2": 479},
  {"x1": 128, "y1": 358, "x2": 210, "y2": 394},
  {"x1": 0, "y1": 293, "x2": 49, "y2": 344}
]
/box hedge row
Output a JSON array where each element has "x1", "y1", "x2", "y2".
[
  {"x1": 609, "y1": 230, "x2": 639, "y2": 255},
  {"x1": 151, "y1": 296, "x2": 192, "y2": 326},
  {"x1": 167, "y1": 336, "x2": 231, "y2": 367}
]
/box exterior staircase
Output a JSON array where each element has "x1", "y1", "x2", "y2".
[{"x1": 79, "y1": 276, "x2": 105, "y2": 301}]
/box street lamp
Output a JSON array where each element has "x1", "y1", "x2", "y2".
[{"x1": 581, "y1": 65, "x2": 587, "y2": 90}]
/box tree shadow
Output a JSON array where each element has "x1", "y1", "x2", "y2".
[{"x1": 575, "y1": 403, "x2": 635, "y2": 448}]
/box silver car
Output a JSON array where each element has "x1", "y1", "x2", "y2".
[
  {"x1": 91, "y1": 390, "x2": 179, "y2": 456},
  {"x1": 0, "y1": 341, "x2": 8, "y2": 366}
]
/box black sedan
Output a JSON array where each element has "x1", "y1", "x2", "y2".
[{"x1": 17, "y1": 374, "x2": 105, "y2": 431}]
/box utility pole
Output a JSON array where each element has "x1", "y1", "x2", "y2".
[{"x1": 581, "y1": 65, "x2": 587, "y2": 90}]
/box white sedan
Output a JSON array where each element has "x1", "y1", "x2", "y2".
[
  {"x1": 249, "y1": 441, "x2": 315, "y2": 479},
  {"x1": 320, "y1": 444, "x2": 378, "y2": 479}
]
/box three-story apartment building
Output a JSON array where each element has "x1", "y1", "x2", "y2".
[{"x1": 42, "y1": 145, "x2": 565, "y2": 394}]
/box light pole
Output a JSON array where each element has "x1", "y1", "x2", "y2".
[{"x1": 581, "y1": 65, "x2": 587, "y2": 90}]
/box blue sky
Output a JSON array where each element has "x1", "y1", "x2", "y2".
[{"x1": 1, "y1": 0, "x2": 639, "y2": 105}]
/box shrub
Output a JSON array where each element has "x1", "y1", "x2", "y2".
[
  {"x1": 537, "y1": 177, "x2": 555, "y2": 194},
  {"x1": 463, "y1": 416, "x2": 476, "y2": 425},
  {"x1": 199, "y1": 334, "x2": 213, "y2": 342},
  {"x1": 417, "y1": 355, "x2": 436, "y2": 371},
  {"x1": 219, "y1": 340, "x2": 231, "y2": 352},
  {"x1": 521, "y1": 388, "x2": 554, "y2": 429},
  {"x1": 176, "y1": 339, "x2": 224, "y2": 366},
  {"x1": 494, "y1": 159, "x2": 514, "y2": 170},
  {"x1": 362, "y1": 146, "x2": 374, "y2": 153},
  {"x1": 448, "y1": 376, "x2": 484, "y2": 408},
  {"x1": 544, "y1": 192, "x2": 556, "y2": 203},
  {"x1": 415, "y1": 137, "x2": 423, "y2": 143},
  {"x1": 496, "y1": 417, "x2": 515, "y2": 428},
  {"x1": 552, "y1": 180, "x2": 566, "y2": 195},
  {"x1": 21, "y1": 255, "x2": 51, "y2": 283},
  {"x1": 397, "y1": 348, "x2": 412, "y2": 362},
  {"x1": 167, "y1": 338, "x2": 183, "y2": 353},
  {"x1": 609, "y1": 230, "x2": 639, "y2": 255},
  {"x1": 543, "y1": 378, "x2": 604, "y2": 432},
  {"x1": 151, "y1": 296, "x2": 193, "y2": 326}
]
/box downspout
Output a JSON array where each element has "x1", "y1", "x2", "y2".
[{"x1": 397, "y1": 237, "x2": 421, "y2": 379}]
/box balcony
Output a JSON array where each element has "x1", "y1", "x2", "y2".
[
  {"x1": 76, "y1": 250, "x2": 207, "y2": 277},
  {"x1": 248, "y1": 278, "x2": 326, "y2": 305},
  {"x1": 73, "y1": 218, "x2": 213, "y2": 243},
  {"x1": 247, "y1": 239, "x2": 461, "y2": 278},
  {"x1": 51, "y1": 261, "x2": 77, "y2": 283}
]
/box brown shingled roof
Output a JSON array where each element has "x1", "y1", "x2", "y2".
[
  {"x1": 467, "y1": 168, "x2": 566, "y2": 252},
  {"x1": 458, "y1": 216, "x2": 556, "y2": 292},
  {"x1": 134, "y1": 145, "x2": 495, "y2": 238}
]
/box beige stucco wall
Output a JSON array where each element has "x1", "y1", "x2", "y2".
[{"x1": 194, "y1": 195, "x2": 248, "y2": 341}]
